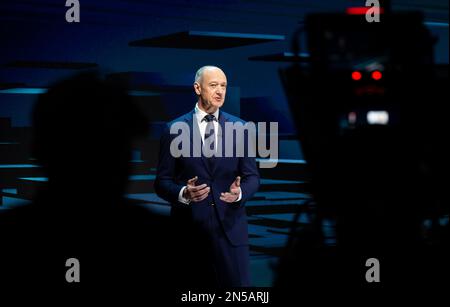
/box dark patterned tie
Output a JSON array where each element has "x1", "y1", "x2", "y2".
[{"x1": 203, "y1": 114, "x2": 216, "y2": 170}]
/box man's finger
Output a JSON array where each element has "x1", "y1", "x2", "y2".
[
  {"x1": 189, "y1": 183, "x2": 207, "y2": 192},
  {"x1": 187, "y1": 176, "x2": 198, "y2": 186},
  {"x1": 193, "y1": 187, "x2": 210, "y2": 198},
  {"x1": 193, "y1": 190, "x2": 210, "y2": 202},
  {"x1": 220, "y1": 192, "x2": 236, "y2": 203},
  {"x1": 230, "y1": 187, "x2": 240, "y2": 195},
  {"x1": 196, "y1": 192, "x2": 209, "y2": 202},
  {"x1": 199, "y1": 192, "x2": 209, "y2": 201},
  {"x1": 234, "y1": 176, "x2": 241, "y2": 187}
]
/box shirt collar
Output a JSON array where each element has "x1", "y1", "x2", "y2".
[{"x1": 195, "y1": 102, "x2": 219, "y2": 122}]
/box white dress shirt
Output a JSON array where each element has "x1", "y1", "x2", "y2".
[{"x1": 178, "y1": 103, "x2": 242, "y2": 204}]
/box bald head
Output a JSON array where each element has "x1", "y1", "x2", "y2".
[
  {"x1": 193, "y1": 66, "x2": 227, "y2": 114},
  {"x1": 194, "y1": 66, "x2": 225, "y2": 84}
]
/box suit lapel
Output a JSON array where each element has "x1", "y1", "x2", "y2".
[{"x1": 218, "y1": 111, "x2": 227, "y2": 156}]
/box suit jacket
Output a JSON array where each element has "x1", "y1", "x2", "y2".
[{"x1": 154, "y1": 109, "x2": 260, "y2": 246}]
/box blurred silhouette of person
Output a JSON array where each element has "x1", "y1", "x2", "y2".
[{"x1": 0, "y1": 72, "x2": 174, "y2": 291}]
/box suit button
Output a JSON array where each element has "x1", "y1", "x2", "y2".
[{"x1": 211, "y1": 203, "x2": 215, "y2": 206}]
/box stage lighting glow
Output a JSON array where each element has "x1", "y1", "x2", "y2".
[{"x1": 367, "y1": 111, "x2": 389, "y2": 125}]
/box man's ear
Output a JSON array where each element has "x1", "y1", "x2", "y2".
[{"x1": 193, "y1": 82, "x2": 201, "y2": 95}]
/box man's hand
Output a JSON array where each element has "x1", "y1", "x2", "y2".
[
  {"x1": 220, "y1": 176, "x2": 241, "y2": 203},
  {"x1": 184, "y1": 176, "x2": 210, "y2": 202}
]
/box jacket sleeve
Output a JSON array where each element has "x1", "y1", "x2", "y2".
[{"x1": 236, "y1": 154, "x2": 260, "y2": 205}]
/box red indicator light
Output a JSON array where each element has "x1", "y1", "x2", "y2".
[
  {"x1": 372, "y1": 70, "x2": 382, "y2": 80},
  {"x1": 352, "y1": 71, "x2": 362, "y2": 81},
  {"x1": 346, "y1": 7, "x2": 384, "y2": 15}
]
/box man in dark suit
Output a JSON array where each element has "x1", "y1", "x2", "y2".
[{"x1": 155, "y1": 66, "x2": 260, "y2": 287}]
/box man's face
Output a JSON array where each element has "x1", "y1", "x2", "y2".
[{"x1": 194, "y1": 68, "x2": 227, "y2": 113}]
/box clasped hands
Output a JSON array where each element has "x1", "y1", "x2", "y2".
[{"x1": 183, "y1": 176, "x2": 241, "y2": 203}]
